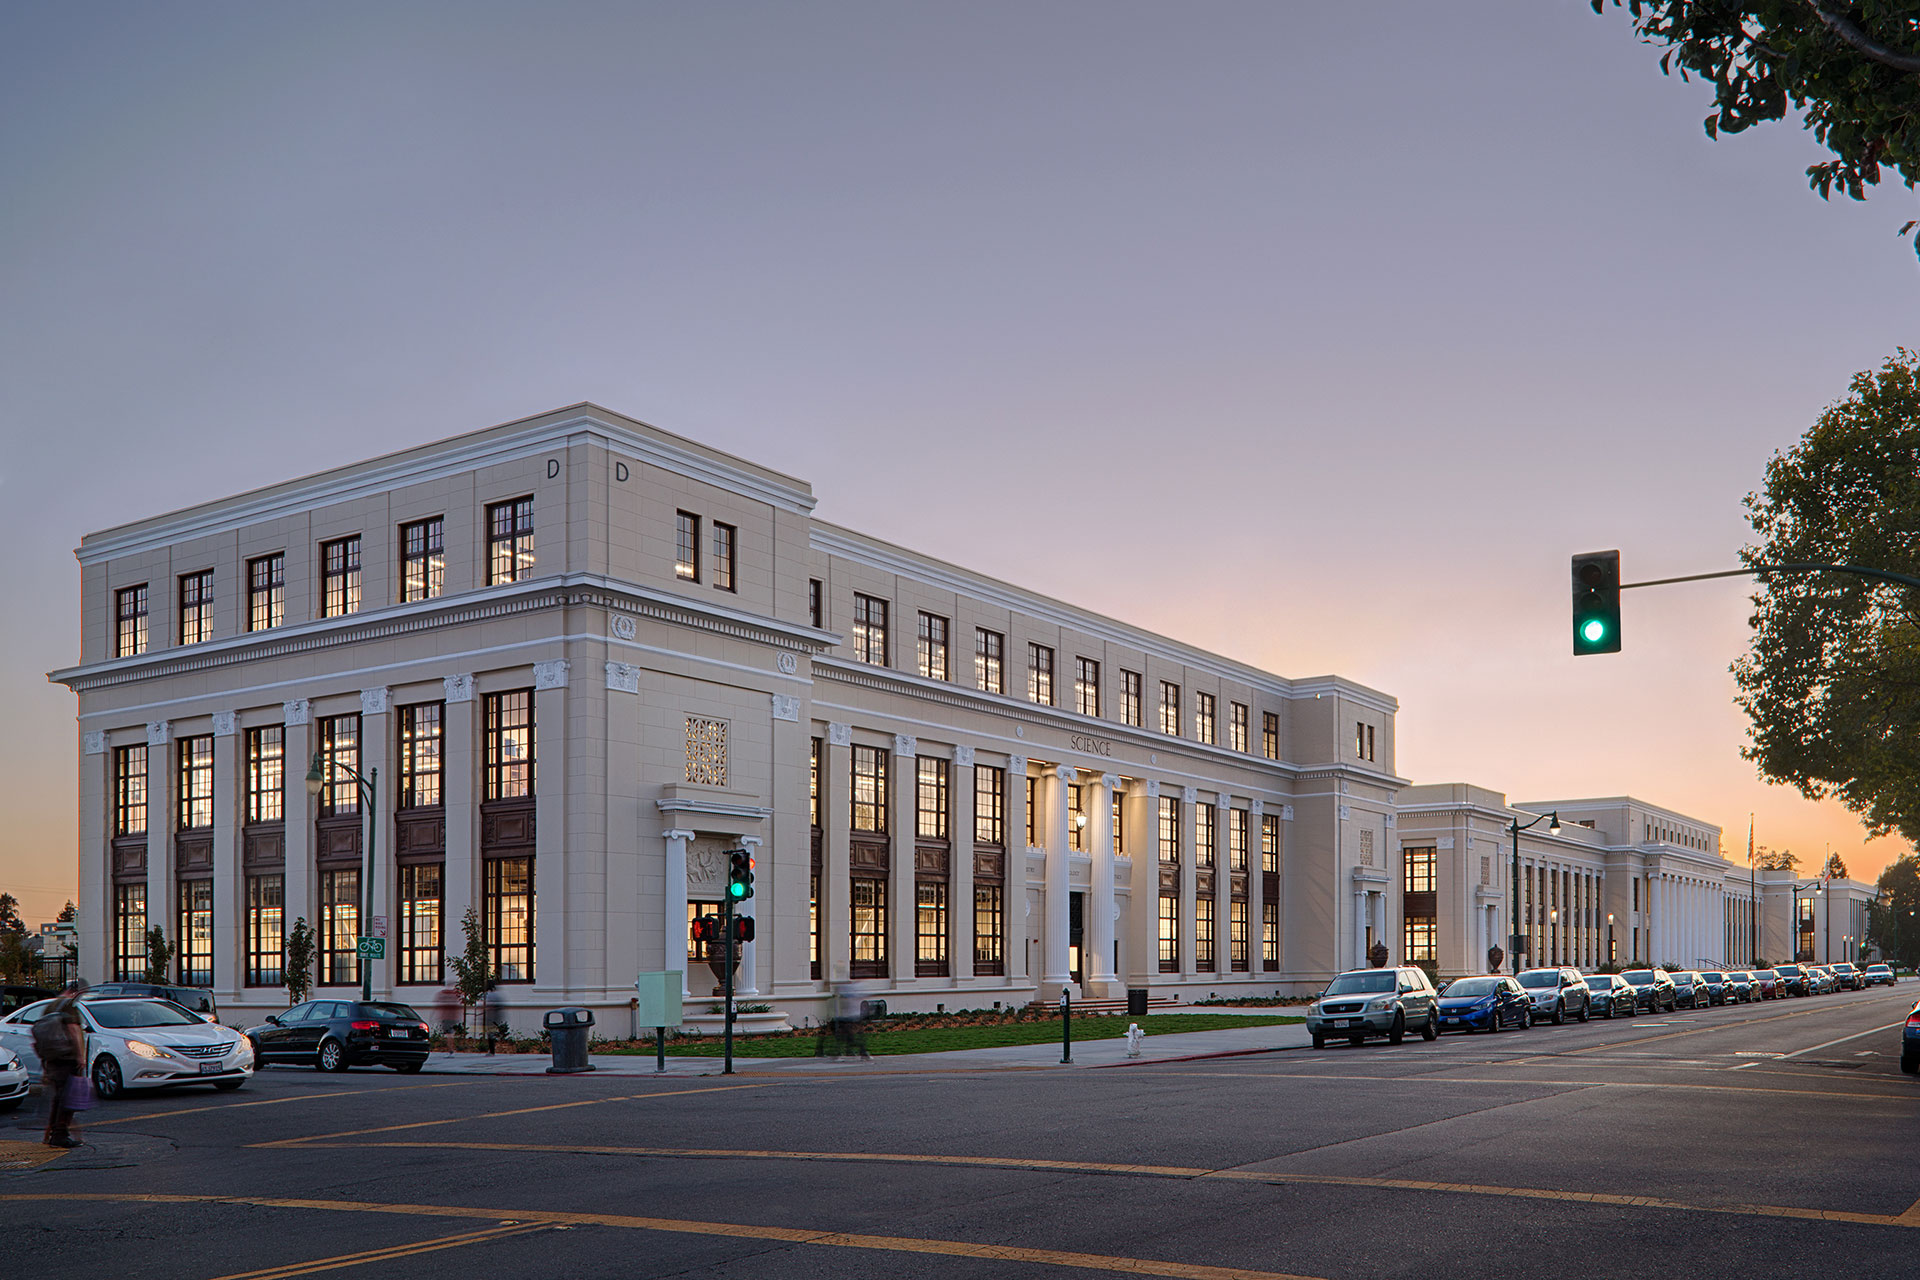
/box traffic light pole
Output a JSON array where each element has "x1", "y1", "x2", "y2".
[{"x1": 722, "y1": 895, "x2": 736, "y2": 1076}]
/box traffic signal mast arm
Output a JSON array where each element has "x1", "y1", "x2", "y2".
[{"x1": 1620, "y1": 563, "x2": 1920, "y2": 592}]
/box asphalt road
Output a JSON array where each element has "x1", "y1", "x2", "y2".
[{"x1": 4, "y1": 984, "x2": 1915, "y2": 1279}]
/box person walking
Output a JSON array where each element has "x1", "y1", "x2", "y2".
[{"x1": 33, "y1": 981, "x2": 88, "y2": 1149}]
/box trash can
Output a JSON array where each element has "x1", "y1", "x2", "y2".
[
  {"x1": 544, "y1": 1007, "x2": 596, "y2": 1074},
  {"x1": 859, "y1": 998, "x2": 888, "y2": 1021},
  {"x1": 1126, "y1": 988, "x2": 1149, "y2": 1017}
]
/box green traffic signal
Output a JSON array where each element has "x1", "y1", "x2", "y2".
[
  {"x1": 1581, "y1": 618, "x2": 1607, "y2": 645},
  {"x1": 726, "y1": 849, "x2": 755, "y2": 902},
  {"x1": 1571, "y1": 551, "x2": 1622, "y2": 655}
]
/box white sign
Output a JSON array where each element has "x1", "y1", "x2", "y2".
[{"x1": 371, "y1": 915, "x2": 388, "y2": 939}]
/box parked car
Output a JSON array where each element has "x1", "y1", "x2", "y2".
[
  {"x1": 1775, "y1": 964, "x2": 1813, "y2": 997},
  {"x1": 1584, "y1": 974, "x2": 1637, "y2": 1018},
  {"x1": 1829, "y1": 962, "x2": 1864, "y2": 991},
  {"x1": 1515, "y1": 967, "x2": 1591, "y2": 1024},
  {"x1": 88, "y1": 982, "x2": 218, "y2": 1022},
  {"x1": 1670, "y1": 971, "x2": 1711, "y2": 1009},
  {"x1": 1806, "y1": 966, "x2": 1837, "y2": 995},
  {"x1": 1903, "y1": 998, "x2": 1920, "y2": 1075},
  {"x1": 1, "y1": 984, "x2": 56, "y2": 1017},
  {"x1": 1306, "y1": 968, "x2": 1441, "y2": 1049},
  {"x1": 1438, "y1": 975, "x2": 1533, "y2": 1033},
  {"x1": 1695, "y1": 971, "x2": 1734, "y2": 1006},
  {"x1": 1619, "y1": 968, "x2": 1677, "y2": 1013},
  {"x1": 1864, "y1": 964, "x2": 1896, "y2": 987},
  {"x1": 0, "y1": 996, "x2": 251, "y2": 1100},
  {"x1": 0, "y1": 1046, "x2": 28, "y2": 1112},
  {"x1": 244, "y1": 999, "x2": 433, "y2": 1072},
  {"x1": 1751, "y1": 968, "x2": 1782, "y2": 999}
]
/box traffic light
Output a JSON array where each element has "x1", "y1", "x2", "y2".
[
  {"x1": 727, "y1": 849, "x2": 755, "y2": 902},
  {"x1": 731, "y1": 915, "x2": 755, "y2": 943},
  {"x1": 1571, "y1": 550, "x2": 1621, "y2": 655},
  {"x1": 690, "y1": 915, "x2": 720, "y2": 945}
]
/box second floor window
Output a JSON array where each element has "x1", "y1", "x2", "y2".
[
  {"x1": 114, "y1": 744, "x2": 148, "y2": 836},
  {"x1": 1075, "y1": 658, "x2": 1100, "y2": 717},
  {"x1": 917, "y1": 613, "x2": 949, "y2": 681},
  {"x1": 316, "y1": 715, "x2": 360, "y2": 815},
  {"x1": 399, "y1": 702, "x2": 444, "y2": 808},
  {"x1": 916, "y1": 757, "x2": 947, "y2": 839},
  {"x1": 1195, "y1": 692, "x2": 1216, "y2": 745},
  {"x1": 1230, "y1": 808, "x2": 1249, "y2": 870},
  {"x1": 1405, "y1": 847, "x2": 1436, "y2": 894},
  {"x1": 675, "y1": 511, "x2": 699, "y2": 580},
  {"x1": 1263, "y1": 711, "x2": 1279, "y2": 760},
  {"x1": 484, "y1": 690, "x2": 534, "y2": 800},
  {"x1": 1158, "y1": 796, "x2": 1180, "y2": 863},
  {"x1": 179, "y1": 570, "x2": 213, "y2": 645},
  {"x1": 1120, "y1": 670, "x2": 1142, "y2": 727},
  {"x1": 247, "y1": 555, "x2": 285, "y2": 632},
  {"x1": 115, "y1": 584, "x2": 149, "y2": 657},
  {"x1": 975, "y1": 629, "x2": 1004, "y2": 694},
  {"x1": 320, "y1": 536, "x2": 362, "y2": 618},
  {"x1": 1028, "y1": 644, "x2": 1054, "y2": 705},
  {"x1": 713, "y1": 522, "x2": 736, "y2": 591},
  {"x1": 1230, "y1": 702, "x2": 1249, "y2": 753},
  {"x1": 487, "y1": 497, "x2": 534, "y2": 585},
  {"x1": 808, "y1": 578, "x2": 823, "y2": 627},
  {"x1": 1356, "y1": 721, "x2": 1376, "y2": 762},
  {"x1": 1159, "y1": 682, "x2": 1180, "y2": 736},
  {"x1": 853, "y1": 594, "x2": 888, "y2": 666},
  {"x1": 974, "y1": 765, "x2": 1004, "y2": 844},
  {"x1": 246, "y1": 726, "x2": 284, "y2": 823},
  {"x1": 851, "y1": 744, "x2": 887, "y2": 832},
  {"x1": 1195, "y1": 802, "x2": 1216, "y2": 866},
  {"x1": 400, "y1": 517, "x2": 445, "y2": 602},
  {"x1": 1262, "y1": 813, "x2": 1281, "y2": 873}
]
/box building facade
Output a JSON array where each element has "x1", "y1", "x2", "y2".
[{"x1": 52, "y1": 404, "x2": 1410, "y2": 1029}]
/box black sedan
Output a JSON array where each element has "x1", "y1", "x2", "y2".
[
  {"x1": 1620, "y1": 968, "x2": 1677, "y2": 1013},
  {"x1": 1584, "y1": 974, "x2": 1638, "y2": 1018},
  {"x1": 245, "y1": 999, "x2": 432, "y2": 1073}
]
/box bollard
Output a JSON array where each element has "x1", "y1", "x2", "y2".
[
  {"x1": 1060, "y1": 987, "x2": 1072, "y2": 1064},
  {"x1": 1126, "y1": 1023, "x2": 1144, "y2": 1057}
]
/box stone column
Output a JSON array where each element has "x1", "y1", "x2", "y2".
[
  {"x1": 144, "y1": 720, "x2": 171, "y2": 980},
  {"x1": 211, "y1": 712, "x2": 241, "y2": 1002},
  {"x1": 663, "y1": 828, "x2": 694, "y2": 997},
  {"x1": 1005, "y1": 755, "x2": 1028, "y2": 985},
  {"x1": 532, "y1": 661, "x2": 569, "y2": 999},
  {"x1": 359, "y1": 687, "x2": 393, "y2": 999},
  {"x1": 440, "y1": 677, "x2": 476, "y2": 978},
  {"x1": 825, "y1": 724, "x2": 854, "y2": 984},
  {"x1": 280, "y1": 700, "x2": 313, "y2": 977},
  {"x1": 738, "y1": 835, "x2": 761, "y2": 996},
  {"x1": 890, "y1": 734, "x2": 918, "y2": 988},
  {"x1": 1180, "y1": 786, "x2": 1199, "y2": 978},
  {"x1": 80, "y1": 732, "x2": 111, "y2": 981},
  {"x1": 951, "y1": 747, "x2": 976, "y2": 982},
  {"x1": 1354, "y1": 890, "x2": 1368, "y2": 969},
  {"x1": 1086, "y1": 772, "x2": 1118, "y2": 996},
  {"x1": 1042, "y1": 764, "x2": 1073, "y2": 993}
]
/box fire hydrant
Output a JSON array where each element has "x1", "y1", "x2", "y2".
[{"x1": 1125, "y1": 1023, "x2": 1144, "y2": 1058}]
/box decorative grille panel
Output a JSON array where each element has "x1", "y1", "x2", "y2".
[{"x1": 685, "y1": 717, "x2": 728, "y2": 787}]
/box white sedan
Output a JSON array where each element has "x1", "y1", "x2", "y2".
[
  {"x1": 0, "y1": 1047, "x2": 28, "y2": 1111},
  {"x1": 0, "y1": 997, "x2": 253, "y2": 1100}
]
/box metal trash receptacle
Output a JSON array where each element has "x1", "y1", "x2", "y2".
[
  {"x1": 1127, "y1": 988, "x2": 1149, "y2": 1017},
  {"x1": 544, "y1": 1006, "x2": 596, "y2": 1074},
  {"x1": 859, "y1": 998, "x2": 887, "y2": 1021}
]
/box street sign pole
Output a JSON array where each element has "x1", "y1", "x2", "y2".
[{"x1": 722, "y1": 896, "x2": 736, "y2": 1076}]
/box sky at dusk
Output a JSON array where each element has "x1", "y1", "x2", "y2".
[{"x1": 3, "y1": 3, "x2": 1916, "y2": 926}]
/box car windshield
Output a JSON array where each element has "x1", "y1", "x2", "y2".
[
  {"x1": 1778, "y1": 965, "x2": 1802, "y2": 974},
  {"x1": 1516, "y1": 972, "x2": 1557, "y2": 988},
  {"x1": 86, "y1": 1000, "x2": 204, "y2": 1029},
  {"x1": 1867, "y1": 965, "x2": 1891, "y2": 972},
  {"x1": 1701, "y1": 972, "x2": 1724, "y2": 982},
  {"x1": 361, "y1": 1003, "x2": 423, "y2": 1021},
  {"x1": 1621, "y1": 970, "x2": 1654, "y2": 983},
  {"x1": 1445, "y1": 978, "x2": 1503, "y2": 997},
  {"x1": 1585, "y1": 977, "x2": 1615, "y2": 989},
  {"x1": 1324, "y1": 973, "x2": 1395, "y2": 996}
]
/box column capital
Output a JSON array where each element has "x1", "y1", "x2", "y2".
[
  {"x1": 739, "y1": 835, "x2": 762, "y2": 851},
  {"x1": 770, "y1": 693, "x2": 799, "y2": 721},
  {"x1": 893, "y1": 733, "x2": 918, "y2": 757},
  {"x1": 1181, "y1": 785, "x2": 1198, "y2": 805},
  {"x1": 83, "y1": 731, "x2": 108, "y2": 756},
  {"x1": 607, "y1": 662, "x2": 641, "y2": 695},
  {"x1": 212, "y1": 712, "x2": 238, "y2": 738},
  {"x1": 1008, "y1": 754, "x2": 1027, "y2": 774},
  {"x1": 443, "y1": 674, "x2": 475, "y2": 704},
  {"x1": 360, "y1": 686, "x2": 390, "y2": 716},
  {"x1": 1053, "y1": 764, "x2": 1074, "y2": 782},
  {"x1": 953, "y1": 745, "x2": 975, "y2": 769},
  {"x1": 662, "y1": 829, "x2": 696, "y2": 843},
  {"x1": 1144, "y1": 780, "x2": 1161, "y2": 800},
  {"x1": 1100, "y1": 772, "x2": 1122, "y2": 791},
  {"x1": 146, "y1": 720, "x2": 171, "y2": 747},
  {"x1": 533, "y1": 659, "x2": 570, "y2": 690},
  {"x1": 827, "y1": 722, "x2": 852, "y2": 747},
  {"x1": 1251, "y1": 799, "x2": 1265, "y2": 817}
]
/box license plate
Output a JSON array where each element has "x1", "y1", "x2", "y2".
[
  {"x1": 1341, "y1": 1019, "x2": 1360, "y2": 1027},
  {"x1": 199, "y1": 1061, "x2": 222, "y2": 1074}
]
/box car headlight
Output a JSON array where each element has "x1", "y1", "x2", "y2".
[
  {"x1": 125, "y1": 1040, "x2": 166, "y2": 1059},
  {"x1": 1366, "y1": 997, "x2": 1396, "y2": 1011},
  {"x1": 2, "y1": 1053, "x2": 17, "y2": 1071},
  {"x1": 234, "y1": 1038, "x2": 253, "y2": 1064}
]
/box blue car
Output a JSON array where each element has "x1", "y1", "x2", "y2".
[
  {"x1": 1438, "y1": 975, "x2": 1532, "y2": 1034},
  {"x1": 1903, "y1": 999, "x2": 1920, "y2": 1075}
]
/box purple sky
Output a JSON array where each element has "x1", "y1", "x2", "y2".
[{"x1": 4, "y1": 3, "x2": 1915, "y2": 925}]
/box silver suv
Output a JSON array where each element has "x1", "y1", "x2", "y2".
[
  {"x1": 1516, "y1": 967, "x2": 1591, "y2": 1024},
  {"x1": 1308, "y1": 967, "x2": 1440, "y2": 1048}
]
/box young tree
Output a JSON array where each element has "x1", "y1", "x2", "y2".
[
  {"x1": 1823, "y1": 850, "x2": 1851, "y2": 880},
  {"x1": 1734, "y1": 352, "x2": 1920, "y2": 847},
  {"x1": 57, "y1": 901, "x2": 76, "y2": 923},
  {"x1": 0, "y1": 892, "x2": 23, "y2": 933},
  {"x1": 284, "y1": 917, "x2": 315, "y2": 1005},
  {"x1": 144, "y1": 925, "x2": 174, "y2": 984},
  {"x1": 1592, "y1": 2, "x2": 1920, "y2": 255},
  {"x1": 0, "y1": 930, "x2": 37, "y2": 982},
  {"x1": 446, "y1": 906, "x2": 493, "y2": 1038}
]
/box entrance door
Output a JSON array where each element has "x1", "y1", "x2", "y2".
[{"x1": 1069, "y1": 892, "x2": 1085, "y2": 987}]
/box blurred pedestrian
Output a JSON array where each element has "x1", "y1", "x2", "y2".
[{"x1": 33, "y1": 980, "x2": 88, "y2": 1149}]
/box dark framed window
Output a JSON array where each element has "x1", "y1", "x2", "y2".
[
  {"x1": 809, "y1": 737, "x2": 821, "y2": 829},
  {"x1": 179, "y1": 569, "x2": 214, "y2": 645},
  {"x1": 975, "y1": 628, "x2": 1005, "y2": 693},
  {"x1": 1231, "y1": 901, "x2": 1249, "y2": 971},
  {"x1": 247, "y1": 554, "x2": 285, "y2": 633},
  {"x1": 1230, "y1": 702, "x2": 1249, "y2": 753},
  {"x1": 973, "y1": 884, "x2": 1003, "y2": 972},
  {"x1": 1195, "y1": 803, "x2": 1216, "y2": 868},
  {"x1": 1404, "y1": 917, "x2": 1437, "y2": 965},
  {"x1": 1158, "y1": 796, "x2": 1180, "y2": 863},
  {"x1": 851, "y1": 877, "x2": 887, "y2": 972},
  {"x1": 851, "y1": 744, "x2": 887, "y2": 833},
  {"x1": 399, "y1": 702, "x2": 444, "y2": 809},
  {"x1": 1159, "y1": 895, "x2": 1179, "y2": 972},
  {"x1": 245, "y1": 874, "x2": 284, "y2": 986},
  {"x1": 1196, "y1": 897, "x2": 1216, "y2": 972},
  {"x1": 1263, "y1": 902, "x2": 1280, "y2": 968},
  {"x1": 1356, "y1": 721, "x2": 1376, "y2": 762},
  {"x1": 1026, "y1": 775, "x2": 1038, "y2": 846},
  {"x1": 486, "y1": 497, "x2": 535, "y2": 585},
  {"x1": 916, "y1": 881, "x2": 948, "y2": 976},
  {"x1": 1195, "y1": 692, "x2": 1216, "y2": 745},
  {"x1": 484, "y1": 690, "x2": 535, "y2": 801},
  {"x1": 177, "y1": 879, "x2": 213, "y2": 986},
  {"x1": 115, "y1": 584, "x2": 149, "y2": 657},
  {"x1": 319, "y1": 536, "x2": 361, "y2": 618},
  {"x1": 1159, "y1": 682, "x2": 1180, "y2": 736},
  {"x1": 1075, "y1": 657, "x2": 1100, "y2": 717},
  {"x1": 1112, "y1": 793, "x2": 1124, "y2": 856},
  {"x1": 177, "y1": 735, "x2": 214, "y2": 830},
  {"x1": 400, "y1": 516, "x2": 445, "y2": 603},
  {"x1": 974, "y1": 766, "x2": 1004, "y2": 845},
  {"x1": 1068, "y1": 783, "x2": 1084, "y2": 851},
  {"x1": 319, "y1": 867, "x2": 360, "y2": 986},
  {"x1": 808, "y1": 578, "x2": 823, "y2": 628},
  {"x1": 1405, "y1": 847, "x2": 1437, "y2": 894},
  {"x1": 916, "y1": 756, "x2": 947, "y2": 840},
  {"x1": 399, "y1": 862, "x2": 444, "y2": 984},
  {"x1": 114, "y1": 744, "x2": 148, "y2": 836},
  {"x1": 1120, "y1": 670, "x2": 1142, "y2": 727},
  {"x1": 917, "y1": 612, "x2": 949, "y2": 681},
  {"x1": 1230, "y1": 808, "x2": 1249, "y2": 870},
  {"x1": 485, "y1": 856, "x2": 535, "y2": 982},
  {"x1": 1263, "y1": 711, "x2": 1279, "y2": 760},
  {"x1": 1027, "y1": 644, "x2": 1054, "y2": 705},
  {"x1": 712, "y1": 521, "x2": 736, "y2": 591},
  {"x1": 675, "y1": 511, "x2": 699, "y2": 580},
  {"x1": 114, "y1": 883, "x2": 147, "y2": 981},
  {"x1": 246, "y1": 726, "x2": 284, "y2": 824},
  {"x1": 852, "y1": 594, "x2": 888, "y2": 666},
  {"x1": 316, "y1": 715, "x2": 361, "y2": 815}
]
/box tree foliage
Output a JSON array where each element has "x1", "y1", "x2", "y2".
[
  {"x1": 57, "y1": 901, "x2": 76, "y2": 924},
  {"x1": 1756, "y1": 845, "x2": 1801, "y2": 871},
  {"x1": 1593, "y1": 2, "x2": 1920, "y2": 254},
  {"x1": 284, "y1": 917, "x2": 316, "y2": 1006},
  {"x1": 1734, "y1": 350, "x2": 1920, "y2": 847},
  {"x1": 0, "y1": 892, "x2": 23, "y2": 933},
  {"x1": 144, "y1": 925, "x2": 173, "y2": 984},
  {"x1": 1866, "y1": 854, "x2": 1920, "y2": 968},
  {"x1": 447, "y1": 907, "x2": 494, "y2": 1034},
  {"x1": 1823, "y1": 849, "x2": 1851, "y2": 879}
]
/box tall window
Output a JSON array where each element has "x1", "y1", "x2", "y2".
[
  {"x1": 316, "y1": 715, "x2": 360, "y2": 815},
  {"x1": 974, "y1": 884, "x2": 1003, "y2": 972},
  {"x1": 114, "y1": 884, "x2": 146, "y2": 981},
  {"x1": 851, "y1": 878, "x2": 887, "y2": 971},
  {"x1": 1026, "y1": 776, "x2": 1038, "y2": 846},
  {"x1": 1027, "y1": 643, "x2": 1054, "y2": 705},
  {"x1": 916, "y1": 756, "x2": 947, "y2": 839},
  {"x1": 399, "y1": 703, "x2": 444, "y2": 808},
  {"x1": 400, "y1": 516, "x2": 445, "y2": 602},
  {"x1": 114, "y1": 745, "x2": 148, "y2": 836},
  {"x1": 1158, "y1": 796, "x2": 1180, "y2": 863},
  {"x1": 399, "y1": 863, "x2": 443, "y2": 984},
  {"x1": 916, "y1": 882, "x2": 948, "y2": 976},
  {"x1": 1196, "y1": 897, "x2": 1216, "y2": 971},
  {"x1": 917, "y1": 613, "x2": 949, "y2": 681},
  {"x1": 808, "y1": 578, "x2": 823, "y2": 628},
  {"x1": 1231, "y1": 901, "x2": 1249, "y2": 972},
  {"x1": 1404, "y1": 845, "x2": 1436, "y2": 965},
  {"x1": 177, "y1": 879, "x2": 213, "y2": 986},
  {"x1": 246, "y1": 726, "x2": 284, "y2": 824},
  {"x1": 246, "y1": 554, "x2": 284, "y2": 632},
  {"x1": 484, "y1": 691, "x2": 535, "y2": 800},
  {"x1": 974, "y1": 766, "x2": 1004, "y2": 844},
  {"x1": 1263, "y1": 902, "x2": 1280, "y2": 968},
  {"x1": 1195, "y1": 692, "x2": 1216, "y2": 745},
  {"x1": 675, "y1": 511, "x2": 700, "y2": 580},
  {"x1": 1068, "y1": 784, "x2": 1085, "y2": 851},
  {"x1": 1120, "y1": 670, "x2": 1142, "y2": 727},
  {"x1": 320, "y1": 536, "x2": 361, "y2": 618},
  {"x1": 1262, "y1": 813, "x2": 1281, "y2": 874},
  {"x1": 852, "y1": 594, "x2": 889, "y2": 665},
  {"x1": 245, "y1": 874, "x2": 283, "y2": 986},
  {"x1": 1075, "y1": 658, "x2": 1100, "y2": 717},
  {"x1": 1230, "y1": 808, "x2": 1249, "y2": 870},
  {"x1": 320, "y1": 867, "x2": 359, "y2": 986},
  {"x1": 1356, "y1": 721, "x2": 1376, "y2": 762},
  {"x1": 1405, "y1": 848, "x2": 1437, "y2": 894},
  {"x1": 1263, "y1": 711, "x2": 1280, "y2": 760},
  {"x1": 485, "y1": 857, "x2": 535, "y2": 981},
  {"x1": 1159, "y1": 895, "x2": 1179, "y2": 973},
  {"x1": 1113, "y1": 793, "x2": 1125, "y2": 856},
  {"x1": 809, "y1": 737, "x2": 821, "y2": 829},
  {"x1": 486, "y1": 497, "x2": 535, "y2": 585},
  {"x1": 177, "y1": 735, "x2": 214, "y2": 830},
  {"x1": 975, "y1": 629, "x2": 1004, "y2": 693},
  {"x1": 851, "y1": 744, "x2": 888, "y2": 832},
  {"x1": 179, "y1": 569, "x2": 213, "y2": 645},
  {"x1": 1195, "y1": 803, "x2": 1216, "y2": 867},
  {"x1": 1230, "y1": 702, "x2": 1249, "y2": 753},
  {"x1": 1404, "y1": 917, "x2": 1437, "y2": 965},
  {"x1": 1159, "y1": 682, "x2": 1180, "y2": 736},
  {"x1": 711, "y1": 521, "x2": 736, "y2": 591},
  {"x1": 115, "y1": 584, "x2": 149, "y2": 656}
]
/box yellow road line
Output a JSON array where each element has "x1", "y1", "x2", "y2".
[
  {"x1": 208, "y1": 1223, "x2": 549, "y2": 1280},
  {"x1": 254, "y1": 1083, "x2": 769, "y2": 1147},
  {"x1": 1142, "y1": 1070, "x2": 1915, "y2": 1102},
  {"x1": 0, "y1": 1192, "x2": 1327, "y2": 1280},
  {"x1": 94, "y1": 1081, "x2": 471, "y2": 1127}
]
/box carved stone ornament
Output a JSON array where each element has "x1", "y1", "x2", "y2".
[
  {"x1": 606, "y1": 661, "x2": 640, "y2": 694},
  {"x1": 1007, "y1": 755, "x2": 1027, "y2": 774},
  {"x1": 770, "y1": 694, "x2": 799, "y2": 722},
  {"x1": 212, "y1": 712, "x2": 238, "y2": 738},
  {"x1": 1339, "y1": 805, "x2": 1351, "y2": 821},
  {"x1": 83, "y1": 731, "x2": 108, "y2": 756},
  {"x1": 686, "y1": 842, "x2": 726, "y2": 891},
  {"x1": 1281, "y1": 804, "x2": 1294, "y2": 821},
  {"x1": 1145, "y1": 780, "x2": 1161, "y2": 800},
  {"x1": 777, "y1": 651, "x2": 799, "y2": 675},
  {"x1": 1182, "y1": 786, "x2": 1198, "y2": 805},
  {"x1": 1251, "y1": 799, "x2": 1265, "y2": 817},
  {"x1": 534, "y1": 659, "x2": 570, "y2": 690},
  {"x1": 953, "y1": 745, "x2": 975, "y2": 769},
  {"x1": 443, "y1": 674, "x2": 475, "y2": 704},
  {"x1": 827, "y1": 722, "x2": 852, "y2": 748},
  {"x1": 893, "y1": 733, "x2": 917, "y2": 757},
  {"x1": 360, "y1": 687, "x2": 390, "y2": 716},
  {"x1": 1101, "y1": 772, "x2": 1122, "y2": 791},
  {"x1": 1385, "y1": 813, "x2": 1396, "y2": 827},
  {"x1": 610, "y1": 613, "x2": 637, "y2": 641},
  {"x1": 146, "y1": 720, "x2": 171, "y2": 746},
  {"x1": 1437, "y1": 837, "x2": 1455, "y2": 850},
  {"x1": 283, "y1": 698, "x2": 311, "y2": 726}
]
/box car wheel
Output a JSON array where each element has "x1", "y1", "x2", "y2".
[
  {"x1": 213, "y1": 1078, "x2": 245, "y2": 1091},
  {"x1": 1521, "y1": 1007, "x2": 1533, "y2": 1030},
  {"x1": 1310, "y1": 1032, "x2": 1326, "y2": 1049},
  {"x1": 1421, "y1": 1012, "x2": 1438, "y2": 1041},
  {"x1": 92, "y1": 1054, "x2": 124, "y2": 1101},
  {"x1": 316, "y1": 1038, "x2": 347, "y2": 1073},
  {"x1": 1486, "y1": 1009, "x2": 1501, "y2": 1033},
  {"x1": 1577, "y1": 1002, "x2": 1590, "y2": 1023},
  {"x1": 1388, "y1": 1012, "x2": 1406, "y2": 1045},
  {"x1": 1552, "y1": 1001, "x2": 1566, "y2": 1026}
]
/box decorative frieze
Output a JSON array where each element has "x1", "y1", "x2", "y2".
[
  {"x1": 360, "y1": 687, "x2": 390, "y2": 716},
  {"x1": 770, "y1": 694, "x2": 799, "y2": 722},
  {"x1": 443, "y1": 674, "x2": 475, "y2": 704},
  {"x1": 534, "y1": 659, "x2": 570, "y2": 690},
  {"x1": 212, "y1": 712, "x2": 238, "y2": 737},
  {"x1": 606, "y1": 662, "x2": 640, "y2": 695},
  {"x1": 283, "y1": 698, "x2": 311, "y2": 726},
  {"x1": 827, "y1": 722, "x2": 852, "y2": 748}
]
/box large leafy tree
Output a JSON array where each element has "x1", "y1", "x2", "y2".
[
  {"x1": 1866, "y1": 855, "x2": 1920, "y2": 967},
  {"x1": 1734, "y1": 350, "x2": 1920, "y2": 845},
  {"x1": 1593, "y1": 2, "x2": 1920, "y2": 254}
]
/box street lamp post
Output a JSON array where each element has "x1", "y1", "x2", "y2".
[
  {"x1": 1549, "y1": 908, "x2": 1559, "y2": 966},
  {"x1": 306, "y1": 751, "x2": 379, "y2": 1001},
  {"x1": 1607, "y1": 913, "x2": 1616, "y2": 966},
  {"x1": 1508, "y1": 810, "x2": 1560, "y2": 976},
  {"x1": 1791, "y1": 880, "x2": 1825, "y2": 964}
]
